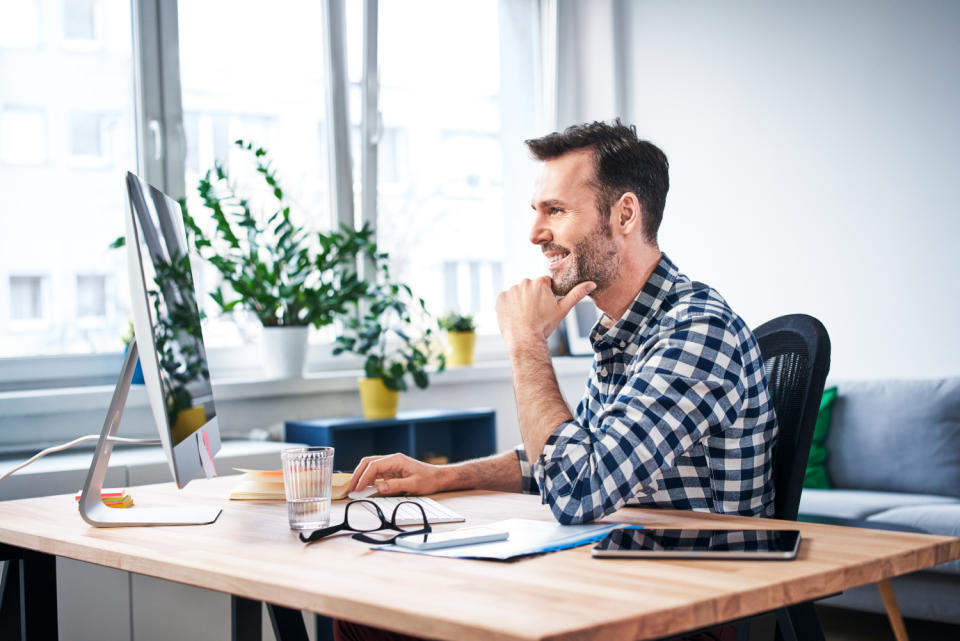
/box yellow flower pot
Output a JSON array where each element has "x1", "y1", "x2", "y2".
[
  {"x1": 358, "y1": 378, "x2": 399, "y2": 420},
  {"x1": 446, "y1": 331, "x2": 476, "y2": 367},
  {"x1": 171, "y1": 406, "x2": 207, "y2": 444}
]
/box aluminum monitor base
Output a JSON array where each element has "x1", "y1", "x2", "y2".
[{"x1": 78, "y1": 340, "x2": 222, "y2": 527}]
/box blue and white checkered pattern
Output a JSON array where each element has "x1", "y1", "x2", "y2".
[{"x1": 516, "y1": 254, "x2": 778, "y2": 524}]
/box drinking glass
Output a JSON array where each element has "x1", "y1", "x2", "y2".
[{"x1": 281, "y1": 446, "x2": 334, "y2": 530}]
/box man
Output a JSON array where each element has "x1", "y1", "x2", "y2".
[{"x1": 345, "y1": 120, "x2": 778, "y2": 528}]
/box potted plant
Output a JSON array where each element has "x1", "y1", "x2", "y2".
[
  {"x1": 438, "y1": 311, "x2": 477, "y2": 367},
  {"x1": 334, "y1": 261, "x2": 445, "y2": 420},
  {"x1": 181, "y1": 140, "x2": 378, "y2": 378}
]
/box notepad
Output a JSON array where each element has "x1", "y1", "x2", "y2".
[
  {"x1": 228, "y1": 468, "x2": 355, "y2": 500},
  {"x1": 229, "y1": 469, "x2": 286, "y2": 500},
  {"x1": 375, "y1": 518, "x2": 623, "y2": 560},
  {"x1": 74, "y1": 489, "x2": 134, "y2": 509}
]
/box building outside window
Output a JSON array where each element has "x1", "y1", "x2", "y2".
[
  {"x1": 0, "y1": 0, "x2": 538, "y2": 383},
  {"x1": 350, "y1": 0, "x2": 507, "y2": 334},
  {"x1": 8, "y1": 276, "x2": 47, "y2": 322},
  {"x1": 178, "y1": 0, "x2": 331, "y2": 349},
  {"x1": 69, "y1": 112, "x2": 117, "y2": 166},
  {"x1": 76, "y1": 274, "x2": 107, "y2": 318},
  {"x1": 0, "y1": 0, "x2": 134, "y2": 358},
  {"x1": 63, "y1": 0, "x2": 98, "y2": 43}
]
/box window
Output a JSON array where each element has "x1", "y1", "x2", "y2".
[
  {"x1": 0, "y1": 0, "x2": 134, "y2": 360},
  {"x1": 177, "y1": 0, "x2": 330, "y2": 349},
  {"x1": 69, "y1": 112, "x2": 116, "y2": 166},
  {"x1": 374, "y1": 0, "x2": 507, "y2": 333},
  {"x1": 0, "y1": 108, "x2": 47, "y2": 166},
  {"x1": 76, "y1": 274, "x2": 107, "y2": 318},
  {"x1": 0, "y1": 0, "x2": 539, "y2": 392},
  {"x1": 9, "y1": 276, "x2": 47, "y2": 322},
  {"x1": 63, "y1": 0, "x2": 98, "y2": 42}
]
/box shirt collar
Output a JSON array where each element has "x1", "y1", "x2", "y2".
[{"x1": 589, "y1": 253, "x2": 680, "y2": 351}]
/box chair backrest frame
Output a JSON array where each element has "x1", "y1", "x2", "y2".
[{"x1": 753, "y1": 314, "x2": 831, "y2": 521}]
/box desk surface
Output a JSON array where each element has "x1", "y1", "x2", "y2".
[{"x1": 1, "y1": 476, "x2": 958, "y2": 641}]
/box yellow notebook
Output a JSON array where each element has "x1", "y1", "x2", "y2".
[{"x1": 229, "y1": 469, "x2": 354, "y2": 500}]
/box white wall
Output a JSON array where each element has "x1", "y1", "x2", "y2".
[{"x1": 618, "y1": 0, "x2": 960, "y2": 379}]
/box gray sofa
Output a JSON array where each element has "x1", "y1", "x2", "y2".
[{"x1": 798, "y1": 378, "x2": 960, "y2": 624}]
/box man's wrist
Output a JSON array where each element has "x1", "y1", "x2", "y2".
[
  {"x1": 438, "y1": 464, "x2": 462, "y2": 491},
  {"x1": 507, "y1": 333, "x2": 549, "y2": 360}
]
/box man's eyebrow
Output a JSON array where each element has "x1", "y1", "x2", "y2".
[{"x1": 532, "y1": 198, "x2": 566, "y2": 211}]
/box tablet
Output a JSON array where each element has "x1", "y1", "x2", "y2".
[{"x1": 591, "y1": 528, "x2": 801, "y2": 560}]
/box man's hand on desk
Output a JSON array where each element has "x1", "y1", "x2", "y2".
[{"x1": 347, "y1": 453, "x2": 452, "y2": 496}]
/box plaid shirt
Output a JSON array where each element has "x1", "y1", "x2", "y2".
[{"x1": 516, "y1": 254, "x2": 778, "y2": 524}]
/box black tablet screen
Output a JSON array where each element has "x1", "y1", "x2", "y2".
[{"x1": 594, "y1": 528, "x2": 801, "y2": 555}]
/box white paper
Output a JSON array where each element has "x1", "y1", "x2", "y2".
[{"x1": 375, "y1": 518, "x2": 622, "y2": 560}]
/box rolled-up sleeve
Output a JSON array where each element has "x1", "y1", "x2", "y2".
[
  {"x1": 531, "y1": 315, "x2": 746, "y2": 524},
  {"x1": 514, "y1": 445, "x2": 540, "y2": 494}
]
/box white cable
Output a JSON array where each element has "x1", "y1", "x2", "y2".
[{"x1": 0, "y1": 435, "x2": 162, "y2": 484}]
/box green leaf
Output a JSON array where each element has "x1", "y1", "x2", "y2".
[{"x1": 412, "y1": 369, "x2": 428, "y2": 389}]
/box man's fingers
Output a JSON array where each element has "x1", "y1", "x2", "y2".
[
  {"x1": 354, "y1": 457, "x2": 390, "y2": 493},
  {"x1": 376, "y1": 475, "x2": 414, "y2": 495},
  {"x1": 557, "y1": 280, "x2": 596, "y2": 316}
]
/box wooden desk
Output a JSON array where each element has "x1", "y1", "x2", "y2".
[{"x1": 1, "y1": 476, "x2": 958, "y2": 641}]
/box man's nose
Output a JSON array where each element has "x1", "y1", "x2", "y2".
[{"x1": 529, "y1": 216, "x2": 551, "y2": 246}]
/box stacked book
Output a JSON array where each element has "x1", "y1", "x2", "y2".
[
  {"x1": 229, "y1": 468, "x2": 355, "y2": 500},
  {"x1": 74, "y1": 489, "x2": 134, "y2": 509}
]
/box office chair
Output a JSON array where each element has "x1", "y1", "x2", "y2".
[
  {"x1": 737, "y1": 314, "x2": 831, "y2": 641},
  {"x1": 754, "y1": 314, "x2": 832, "y2": 522}
]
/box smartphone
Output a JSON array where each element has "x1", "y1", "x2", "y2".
[
  {"x1": 592, "y1": 528, "x2": 801, "y2": 560},
  {"x1": 395, "y1": 527, "x2": 509, "y2": 550}
]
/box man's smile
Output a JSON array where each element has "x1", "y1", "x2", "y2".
[{"x1": 544, "y1": 248, "x2": 571, "y2": 272}]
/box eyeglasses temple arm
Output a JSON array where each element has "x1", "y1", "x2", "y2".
[{"x1": 299, "y1": 523, "x2": 346, "y2": 543}]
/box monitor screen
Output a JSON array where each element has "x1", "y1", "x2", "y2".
[{"x1": 124, "y1": 172, "x2": 221, "y2": 487}]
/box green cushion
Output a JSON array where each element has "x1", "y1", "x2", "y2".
[{"x1": 803, "y1": 386, "x2": 838, "y2": 489}]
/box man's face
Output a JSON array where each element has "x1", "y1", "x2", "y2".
[{"x1": 530, "y1": 150, "x2": 621, "y2": 296}]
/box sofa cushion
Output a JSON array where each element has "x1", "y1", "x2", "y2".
[
  {"x1": 826, "y1": 378, "x2": 960, "y2": 498},
  {"x1": 803, "y1": 386, "x2": 837, "y2": 489},
  {"x1": 799, "y1": 488, "x2": 960, "y2": 520},
  {"x1": 867, "y1": 504, "x2": 960, "y2": 576}
]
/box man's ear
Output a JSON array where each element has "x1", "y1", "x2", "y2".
[{"x1": 615, "y1": 192, "x2": 643, "y2": 235}]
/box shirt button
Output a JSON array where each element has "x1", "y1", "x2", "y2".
[
  {"x1": 599, "y1": 367, "x2": 608, "y2": 377},
  {"x1": 619, "y1": 341, "x2": 626, "y2": 348}
]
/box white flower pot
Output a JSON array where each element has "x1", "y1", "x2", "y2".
[{"x1": 261, "y1": 326, "x2": 309, "y2": 379}]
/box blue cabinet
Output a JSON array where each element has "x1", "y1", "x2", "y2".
[{"x1": 284, "y1": 408, "x2": 496, "y2": 472}]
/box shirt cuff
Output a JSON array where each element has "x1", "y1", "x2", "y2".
[
  {"x1": 530, "y1": 419, "x2": 588, "y2": 504},
  {"x1": 514, "y1": 445, "x2": 539, "y2": 494}
]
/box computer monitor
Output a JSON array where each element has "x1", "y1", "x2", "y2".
[{"x1": 78, "y1": 172, "x2": 222, "y2": 527}]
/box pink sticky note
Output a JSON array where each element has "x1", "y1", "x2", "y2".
[{"x1": 200, "y1": 430, "x2": 218, "y2": 477}]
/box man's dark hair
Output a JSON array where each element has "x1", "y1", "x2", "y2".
[{"x1": 525, "y1": 119, "x2": 669, "y2": 244}]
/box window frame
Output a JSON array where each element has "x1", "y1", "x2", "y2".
[{"x1": 0, "y1": 0, "x2": 529, "y2": 397}]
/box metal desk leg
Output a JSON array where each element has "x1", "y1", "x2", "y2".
[
  {"x1": 267, "y1": 604, "x2": 309, "y2": 641},
  {"x1": 1, "y1": 560, "x2": 23, "y2": 640},
  {"x1": 232, "y1": 595, "x2": 262, "y2": 641},
  {"x1": 17, "y1": 550, "x2": 59, "y2": 641},
  {"x1": 316, "y1": 614, "x2": 335, "y2": 641},
  {"x1": 775, "y1": 602, "x2": 825, "y2": 641}
]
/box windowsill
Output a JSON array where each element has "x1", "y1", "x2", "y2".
[{"x1": 0, "y1": 356, "x2": 594, "y2": 417}]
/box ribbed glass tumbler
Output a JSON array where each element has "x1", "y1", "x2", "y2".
[{"x1": 281, "y1": 446, "x2": 334, "y2": 530}]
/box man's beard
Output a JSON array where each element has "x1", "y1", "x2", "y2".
[{"x1": 549, "y1": 221, "x2": 620, "y2": 296}]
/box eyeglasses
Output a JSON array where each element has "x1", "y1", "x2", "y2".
[{"x1": 298, "y1": 499, "x2": 432, "y2": 545}]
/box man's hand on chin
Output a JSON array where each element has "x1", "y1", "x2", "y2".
[{"x1": 495, "y1": 276, "x2": 596, "y2": 350}]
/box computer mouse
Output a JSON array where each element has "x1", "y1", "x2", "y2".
[{"x1": 347, "y1": 485, "x2": 378, "y2": 500}]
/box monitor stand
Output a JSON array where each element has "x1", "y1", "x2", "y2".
[{"x1": 78, "y1": 340, "x2": 222, "y2": 527}]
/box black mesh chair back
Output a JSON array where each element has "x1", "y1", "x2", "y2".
[{"x1": 754, "y1": 314, "x2": 831, "y2": 521}]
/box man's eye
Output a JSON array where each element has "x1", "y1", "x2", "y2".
[{"x1": 549, "y1": 207, "x2": 563, "y2": 215}]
